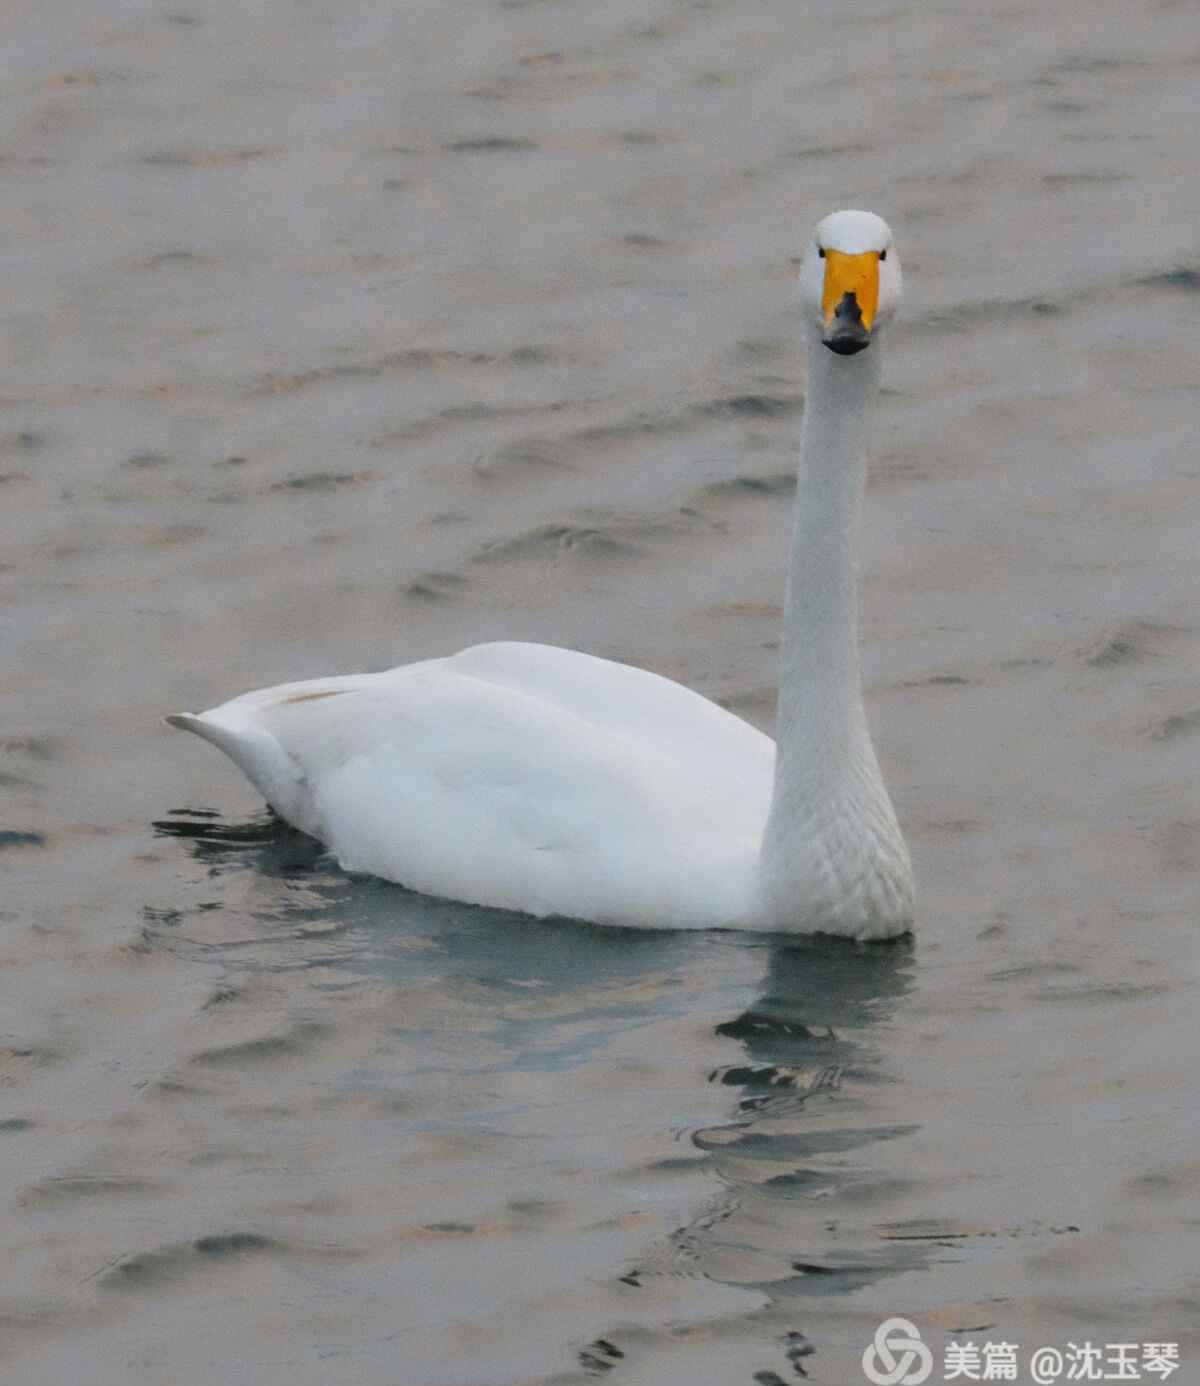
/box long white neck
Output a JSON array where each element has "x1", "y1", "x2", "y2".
[{"x1": 757, "y1": 327, "x2": 913, "y2": 938}]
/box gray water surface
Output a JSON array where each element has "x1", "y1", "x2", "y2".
[{"x1": 3, "y1": 1, "x2": 1199, "y2": 1382}]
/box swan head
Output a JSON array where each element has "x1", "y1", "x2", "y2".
[{"x1": 800, "y1": 210, "x2": 901, "y2": 356}]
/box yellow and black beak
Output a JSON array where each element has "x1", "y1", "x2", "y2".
[{"x1": 821, "y1": 250, "x2": 881, "y2": 356}]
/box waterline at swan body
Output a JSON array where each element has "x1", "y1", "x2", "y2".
[{"x1": 168, "y1": 209, "x2": 914, "y2": 938}]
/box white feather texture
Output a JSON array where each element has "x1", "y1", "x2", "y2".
[{"x1": 170, "y1": 209, "x2": 914, "y2": 938}]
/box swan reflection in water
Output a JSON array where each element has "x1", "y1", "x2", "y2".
[{"x1": 155, "y1": 810, "x2": 923, "y2": 1310}]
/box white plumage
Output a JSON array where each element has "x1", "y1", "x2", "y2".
[
  {"x1": 170, "y1": 210, "x2": 914, "y2": 938},
  {"x1": 171, "y1": 642, "x2": 773, "y2": 928}
]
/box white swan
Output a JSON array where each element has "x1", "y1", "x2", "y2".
[{"x1": 168, "y1": 209, "x2": 913, "y2": 938}]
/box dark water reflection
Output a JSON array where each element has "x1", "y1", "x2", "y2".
[
  {"x1": 153, "y1": 809, "x2": 925, "y2": 1345},
  {"x1": 153, "y1": 810, "x2": 914, "y2": 1064}
]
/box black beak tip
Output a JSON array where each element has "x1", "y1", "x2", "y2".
[
  {"x1": 822, "y1": 290, "x2": 872, "y2": 355},
  {"x1": 822, "y1": 329, "x2": 871, "y2": 356}
]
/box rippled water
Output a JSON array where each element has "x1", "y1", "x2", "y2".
[{"x1": 3, "y1": 0, "x2": 1199, "y2": 1382}]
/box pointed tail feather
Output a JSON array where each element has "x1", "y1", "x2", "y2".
[{"x1": 165, "y1": 711, "x2": 311, "y2": 833}]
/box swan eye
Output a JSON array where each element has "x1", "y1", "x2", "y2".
[
  {"x1": 817, "y1": 246, "x2": 825, "y2": 259},
  {"x1": 879, "y1": 249, "x2": 888, "y2": 261}
]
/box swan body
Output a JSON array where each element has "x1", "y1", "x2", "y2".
[
  {"x1": 170, "y1": 642, "x2": 774, "y2": 928},
  {"x1": 170, "y1": 210, "x2": 914, "y2": 938}
]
